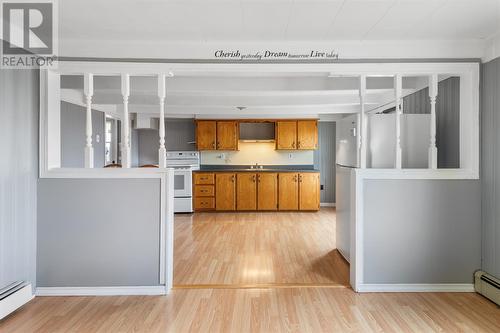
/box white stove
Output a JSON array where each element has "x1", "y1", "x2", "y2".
[{"x1": 166, "y1": 151, "x2": 200, "y2": 213}]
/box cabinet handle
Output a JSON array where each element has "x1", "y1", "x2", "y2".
[
  {"x1": 299, "y1": 175, "x2": 302, "y2": 183},
  {"x1": 294, "y1": 175, "x2": 297, "y2": 182},
  {"x1": 231, "y1": 175, "x2": 235, "y2": 182},
  {"x1": 252, "y1": 175, "x2": 256, "y2": 182},
  {"x1": 292, "y1": 141, "x2": 295, "y2": 148},
  {"x1": 212, "y1": 142, "x2": 216, "y2": 149},
  {"x1": 297, "y1": 141, "x2": 301, "y2": 148},
  {"x1": 257, "y1": 174, "x2": 261, "y2": 183}
]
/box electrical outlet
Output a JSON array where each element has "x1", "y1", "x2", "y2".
[
  {"x1": 288, "y1": 153, "x2": 294, "y2": 159},
  {"x1": 320, "y1": 185, "x2": 324, "y2": 190}
]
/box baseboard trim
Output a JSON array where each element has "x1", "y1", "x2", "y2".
[
  {"x1": 0, "y1": 284, "x2": 34, "y2": 320},
  {"x1": 357, "y1": 283, "x2": 475, "y2": 293},
  {"x1": 174, "y1": 283, "x2": 349, "y2": 290},
  {"x1": 337, "y1": 248, "x2": 350, "y2": 264},
  {"x1": 320, "y1": 202, "x2": 336, "y2": 207},
  {"x1": 35, "y1": 286, "x2": 167, "y2": 296}
]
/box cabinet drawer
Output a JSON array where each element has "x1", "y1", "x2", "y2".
[
  {"x1": 195, "y1": 185, "x2": 214, "y2": 197},
  {"x1": 194, "y1": 173, "x2": 215, "y2": 185},
  {"x1": 194, "y1": 197, "x2": 215, "y2": 210}
]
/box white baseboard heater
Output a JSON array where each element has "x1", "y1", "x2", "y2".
[
  {"x1": 0, "y1": 281, "x2": 33, "y2": 320},
  {"x1": 474, "y1": 270, "x2": 500, "y2": 306}
]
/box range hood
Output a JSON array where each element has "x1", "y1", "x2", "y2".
[{"x1": 239, "y1": 122, "x2": 275, "y2": 142}]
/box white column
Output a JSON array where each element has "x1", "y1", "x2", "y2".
[
  {"x1": 394, "y1": 74, "x2": 403, "y2": 169},
  {"x1": 121, "y1": 74, "x2": 131, "y2": 168},
  {"x1": 428, "y1": 74, "x2": 438, "y2": 169},
  {"x1": 358, "y1": 75, "x2": 367, "y2": 169},
  {"x1": 157, "y1": 74, "x2": 167, "y2": 168},
  {"x1": 83, "y1": 73, "x2": 94, "y2": 168}
]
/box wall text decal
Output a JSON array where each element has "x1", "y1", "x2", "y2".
[{"x1": 214, "y1": 50, "x2": 339, "y2": 60}]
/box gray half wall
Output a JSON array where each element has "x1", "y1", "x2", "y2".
[
  {"x1": 481, "y1": 56, "x2": 500, "y2": 279},
  {"x1": 37, "y1": 178, "x2": 161, "y2": 287},
  {"x1": 363, "y1": 179, "x2": 481, "y2": 284},
  {"x1": 0, "y1": 69, "x2": 38, "y2": 290}
]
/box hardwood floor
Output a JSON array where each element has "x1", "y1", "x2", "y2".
[
  {"x1": 173, "y1": 208, "x2": 349, "y2": 286},
  {"x1": 2, "y1": 209, "x2": 500, "y2": 332},
  {"x1": 2, "y1": 289, "x2": 500, "y2": 332}
]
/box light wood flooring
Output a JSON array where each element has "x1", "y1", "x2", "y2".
[
  {"x1": 173, "y1": 208, "x2": 349, "y2": 287},
  {"x1": 2, "y1": 288, "x2": 500, "y2": 332}
]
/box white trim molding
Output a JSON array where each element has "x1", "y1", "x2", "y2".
[
  {"x1": 35, "y1": 286, "x2": 167, "y2": 296},
  {"x1": 357, "y1": 284, "x2": 475, "y2": 293},
  {"x1": 320, "y1": 202, "x2": 336, "y2": 207}
]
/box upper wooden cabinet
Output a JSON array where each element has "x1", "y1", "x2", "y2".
[
  {"x1": 215, "y1": 173, "x2": 236, "y2": 211},
  {"x1": 237, "y1": 173, "x2": 257, "y2": 210},
  {"x1": 275, "y1": 121, "x2": 297, "y2": 150},
  {"x1": 196, "y1": 120, "x2": 238, "y2": 151},
  {"x1": 216, "y1": 121, "x2": 238, "y2": 150},
  {"x1": 297, "y1": 120, "x2": 318, "y2": 150},
  {"x1": 276, "y1": 120, "x2": 318, "y2": 150},
  {"x1": 299, "y1": 173, "x2": 320, "y2": 211},
  {"x1": 196, "y1": 121, "x2": 216, "y2": 150}
]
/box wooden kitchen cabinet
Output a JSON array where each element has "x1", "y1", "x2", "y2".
[
  {"x1": 236, "y1": 173, "x2": 257, "y2": 210},
  {"x1": 297, "y1": 120, "x2": 318, "y2": 150},
  {"x1": 299, "y1": 172, "x2": 320, "y2": 210},
  {"x1": 194, "y1": 172, "x2": 215, "y2": 185},
  {"x1": 275, "y1": 121, "x2": 297, "y2": 150},
  {"x1": 193, "y1": 172, "x2": 215, "y2": 211},
  {"x1": 278, "y1": 173, "x2": 299, "y2": 210},
  {"x1": 216, "y1": 121, "x2": 238, "y2": 150},
  {"x1": 215, "y1": 173, "x2": 236, "y2": 211},
  {"x1": 257, "y1": 173, "x2": 278, "y2": 211},
  {"x1": 196, "y1": 120, "x2": 216, "y2": 150}
]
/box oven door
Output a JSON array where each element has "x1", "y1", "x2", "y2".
[{"x1": 173, "y1": 168, "x2": 192, "y2": 197}]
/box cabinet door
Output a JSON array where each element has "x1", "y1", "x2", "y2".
[
  {"x1": 257, "y1": 173, "x2": 278, "y2": 211},
  {"x1": 278, "y1": 173, "x2": 298, "y2": 210},
  {"x1": 217, "y1": 121, "x2": 238, "y2": 150},
  {"x1": 216, "y1": 173, "x2": 236, "y2": 211},
  {"x1": 196, "y1": 121, "x2": 217, "y2": 150},
  {"x1": 237, "y1": 173, "x2": 257, "y2": 210},
  {"x1": 299, "y1": 173, "x2": 320, "y2": 211},
  {"x1": 275, "y1": 121, "x2": 297, "y2": 150},
  {"x1": 297, "y1": 120, "x2": 318, "y2": 150}
]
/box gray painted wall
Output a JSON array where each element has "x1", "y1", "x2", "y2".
[
  {"x1": 403, "y1": 77, "x2": 460, "y2": 168},
  {"x1": 61, "y1": 101, "x2": 105, "y2": 168},
  {"x1": 37, "y1": 179, "x2": 161, "y2": 287},
  {"x1": 0, "y1": 69, "x2": 38, "y2": 290},
  {"x1": 314, "y1": 122, "x2": 336, "y2": 203},
  {"x1": 137, "y1": 119, "x2": 195, "y2": 165},
  {"x1": 481, "y1": 56, "x2": 500, "y2": 279},
  {"x1": 363, "y1": 179, "x2": 481, "y2": 284}
]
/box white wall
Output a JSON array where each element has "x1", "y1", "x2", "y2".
[{"x1": 201, "y1": 142, "x2": 314, "y2": 165}]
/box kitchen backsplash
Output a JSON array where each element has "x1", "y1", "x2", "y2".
[{"x1": 201, "y1": 142, "x2": 314, "y2": 165}]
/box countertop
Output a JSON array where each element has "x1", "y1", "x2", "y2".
[{"x1": 196, "y1": 165, "x2": 319, "y2": 173}]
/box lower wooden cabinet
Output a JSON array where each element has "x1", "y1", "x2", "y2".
[
  {"x1": 237, "y1": 173, "x2": 257, "y2": 210},
  {"x1": 194, "y1": 171, "x2": 319, "y2": 212},
  {"x1": 257, "y1": 173, "x2": 278, "y2": 211},
  {"x1": 194, "y1": 197, "x2": 215, "y2": 210},
  {"x1": 278, "y1": 173, "x2": 299, "y2": 210},
  {"x1": 215, "y1": 173, "x2": 236, "y2": 211},
  {"x1": 299, "y1": 172, "x2": 320, "y2": 210}
]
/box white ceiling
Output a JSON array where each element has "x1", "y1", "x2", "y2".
[{"x1": 60, "y1": 0, "x2": 500, "y2": 42}]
